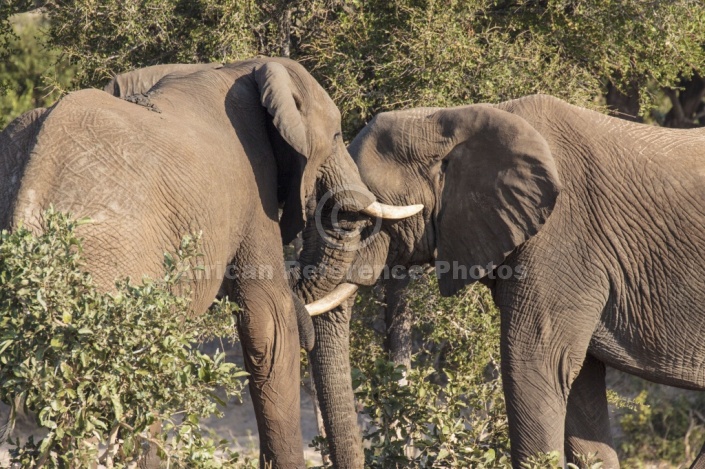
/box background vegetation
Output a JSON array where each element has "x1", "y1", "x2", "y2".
[
  {"x1": 3, "y1": 0, "x2": 705, "y2": 132},
  {"x1": 0, "y1": 211, "x2": 250, "y2": 467},
  {"x1": 1, "y1": 1, "x2": 705, "y2": 467}
]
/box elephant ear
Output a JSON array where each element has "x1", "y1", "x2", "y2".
[
  {"x1": 254, "y1": 62, "x2": 311, "y2": 243},
  {"x1": 435, "y1": 105, "x2": 561, "y2": 296}
]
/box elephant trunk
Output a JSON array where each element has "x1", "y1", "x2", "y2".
[
  {"x1": 293, "y1": 141, "x2": 371, "y2": 301},
  {"x1": 293, "y1": 200, "x2": 362, "y2": 300},
  {"x1": 293, "y1": 142, "x2": 423, "y2": 468},
  {"x1": 293, "y1": 214, "x2": 365, "y2": 469},
  {"x1": 323, "y1": 140, "x2": 377, "y2": 212},
  {"x1": 310, "y1": 297, "x2": 363, "y2": 469},
  {"x1": 292, "y1": 157, "x2": 366, "y2": 468}
]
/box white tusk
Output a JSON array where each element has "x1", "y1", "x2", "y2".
[
  {"x1": 361, "y1": 201, "x2": 424, "y2": 220},
  {"x1": 305, "y1": 283, "x2": 359, "y2": 316}
]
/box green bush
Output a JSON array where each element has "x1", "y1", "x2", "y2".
[
  {"x1": 0, "y1": 12, "x2": 73, "y2": 129},
  {"x1": 343, "y1": 278, "x2": 510, "y2": 468},
  {"x1": 0, "y1": 209, "x2": 250, "y2": 468},
  {"x1": 618, "y1": 386, "x2": 705, "y2": 468}
]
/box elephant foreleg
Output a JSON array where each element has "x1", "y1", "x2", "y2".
[
  {"x1": 502, "y1": 356, "x2": 569, "y2": 466},
  {"x1": 233, "y1": 246, "x2": 305, "y2": 468},
  {"x1": 500, "y1": 310, "x2": 598, "y2": 467},
  {"x1": 564, "y1": 355, "x2": 619, "y2": 468}
]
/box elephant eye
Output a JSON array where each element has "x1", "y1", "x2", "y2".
[{"x1": 333, "y1": 132, "x2": 342, "y2": 142}]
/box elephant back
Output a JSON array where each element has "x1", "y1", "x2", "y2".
[
  {"x1": 10, "y1": 88, "x2": 240, "y2": 310},
  {"x1": 104, "y1": 63, "x2": 224, "y2": 98}
]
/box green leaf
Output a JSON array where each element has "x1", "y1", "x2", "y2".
[{"x1": 111, "y1": 394, "x2": 123, "y2": 421}]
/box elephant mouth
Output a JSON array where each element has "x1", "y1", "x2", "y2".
[{"x1": 294, "y1": 151, "x2": 423, "y2": 314}]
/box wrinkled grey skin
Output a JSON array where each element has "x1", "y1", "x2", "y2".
[
  {"x1": 306, "y1": 94, "x2": 705, "y2": 468},
  {"x1": 103, "y1": 63, "x2": 223, "y2": 98},
  {"x1": 0, "y1": 108, "x2": 47, "y2": 230},
  {"x1": 0, "y1": 57, "x2": 378, "y2": 468},
  {"x1": 293, "y1": 201, "x2": 366, "y2": 468}
]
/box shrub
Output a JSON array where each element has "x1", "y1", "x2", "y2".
[
  {"x1": 617, "y1": 385, "x2": 705, "y2": 468},
  {"x1": 0, "y1": 209, "x2": 250, "y2": 468},
  {"x1": 344, "y1": 278, "x2": 511, "y2": 468},
  {"x1": 0, "y1": 12, "x2": 73, "y2": 129}
]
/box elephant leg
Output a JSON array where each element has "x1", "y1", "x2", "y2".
[
  {"x1": 309, "y1": 296, "x2": 364, "y2": 469},
  {"x1": 502, "y1": 359, "x2": 569, "y2": 467},
  {"x1": 496, "y1": 262, "x2": 609, "y2": 469},
  {"x1": 500, "y1": 312, "x2": 597, "y2": 467},
  {"x1": 234, "y1": 248, "x2": 305, "y2": 468},
  {"x1": 564, "y1": 355, "x2": 619, "y2": 468}
]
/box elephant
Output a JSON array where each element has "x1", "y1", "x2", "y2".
[
  {"x1": 103, "y1": 62, "x2": 223, "y2": 98},
  {"x1": 299, "y1": 94, "x2": 705, "y2": 468},
  {"x1": 0, "y1": 57, "x2": 420, "y2": 468},
  {"x1": 0, "y1": 107, "x2": 47, "y2": 230}
]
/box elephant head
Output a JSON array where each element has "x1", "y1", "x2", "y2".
[
  {"x1": 246, "y1": 58, "x2": 425, "y2": 309},
  {"x1": 346, "y1": 104, "x2": 561, "y2": 294},
  {"x1": 298, "y1": 103, "x2": 561, "y2": 467}
]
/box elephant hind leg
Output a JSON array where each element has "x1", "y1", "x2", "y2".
[{"x1": 564, "y1": 355, "x2": 619, "y2": 468}]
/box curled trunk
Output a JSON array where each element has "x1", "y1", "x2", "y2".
[
  {"x1": 293, "y1": 160, "x2": 367, "y2": 468},
  {"x1": 293, "y1": 145, "x2": 422, "y2": 467},
  {"x1": 293, "y1": 201, "x2": 364, "y2": 468}
]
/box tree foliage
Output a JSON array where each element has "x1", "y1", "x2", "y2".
[
  {"x1": 0, "y1": 210, "x2": 249, "y2": 468},
  {"x1": 3, "y1": 1, "x2": 705, "y2": 132},
  {"x1": 39, "y1": 0, "x2": 266, "y2": 88},
  {"x1": 0, "y1": 11, "x2": 73, "y2": 128},
  {"x1": 295, "y1": 0, "x2": 705, "y2": 133}
]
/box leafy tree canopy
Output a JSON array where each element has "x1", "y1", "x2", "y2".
[
  {"x1": 2, "y1": 0, "x2": 704, "y2": 133},
  {"x1": 0, "y1": 10, "x2": 72, "y2": 128}
]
